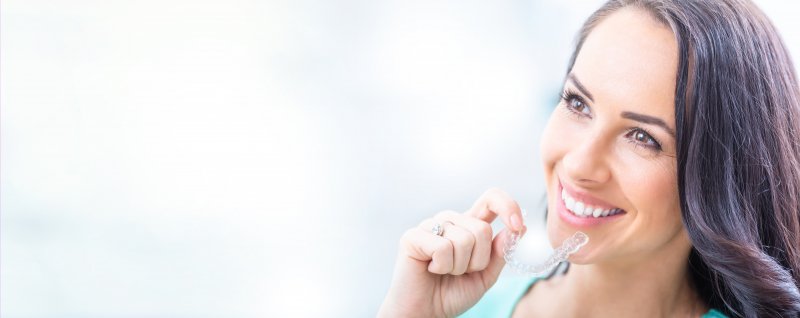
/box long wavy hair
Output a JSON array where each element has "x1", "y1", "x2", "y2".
[{"x1": 566, "y1": 1, "x2": 800, "y2": 316}]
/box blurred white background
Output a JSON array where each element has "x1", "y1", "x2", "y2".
[{"x1": 2, "y1": 0, "x2": 797, "y2": 317}]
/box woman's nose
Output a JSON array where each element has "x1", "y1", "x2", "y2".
[{"x1": 561, "y1": 135, "x2": 612, "y2": 186}]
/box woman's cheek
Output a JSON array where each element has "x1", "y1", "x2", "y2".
[
  {"x1": 618, "y1": 156, "x2": 684, "y2": 250},
  {"x1": 539, "y1": 113, "x2": 575, "y2": 175}
]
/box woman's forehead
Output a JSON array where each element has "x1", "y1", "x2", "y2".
[{"x1": 571, "y1": 8, "x2": 678, "y2": 121}]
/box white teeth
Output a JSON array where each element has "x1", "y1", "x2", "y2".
[
  {"x1": 575, "y1": 202, "x2": 585, "y2": 216},
  {"x1": 561, "y1": 189, "x2": 621, "y2": 218}
]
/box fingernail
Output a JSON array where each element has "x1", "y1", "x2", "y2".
[{"x1": 511, "y1": 214, "x2": 523, "y2": 231}]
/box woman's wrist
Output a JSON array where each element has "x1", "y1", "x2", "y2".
[{"x1": 377, "y1": 297, "x2": 439, "y2": 318}]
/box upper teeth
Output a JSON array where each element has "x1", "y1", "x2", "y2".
[{"x1": 562, "y1": 189, "x2": 621, "y2": 218}]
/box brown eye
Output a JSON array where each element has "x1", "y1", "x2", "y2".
[
  {"x1": 634, "y1": 131, "x2": 648, "y2": 142},
  {"x1": 561, "y1": 90, "x2": 591, "y2": 116},
  {"x1": 569, "y1": 98, "x2": 590, "y2": 115},
  {"x1": 626, "y1": 128, "x2": 662, "y2": 151}
]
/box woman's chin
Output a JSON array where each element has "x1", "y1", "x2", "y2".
[{"x1": 565, "y1": 250, "x2": 591, "y2": 264}]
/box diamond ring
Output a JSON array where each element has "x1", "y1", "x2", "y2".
[
  {"x1": 432, "y1": 223, "x2": 444, "y2": 236},
  {"x1": 431, "y1": 221, "x2": 454, "y2": 237}
]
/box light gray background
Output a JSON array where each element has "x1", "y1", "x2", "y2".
[{"x1": 2, "y1": 1, "x2": 798, "y2": 317}]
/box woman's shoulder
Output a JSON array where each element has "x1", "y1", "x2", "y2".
[
  {"x1": 702, "y1": 308, "x2": 728, "y2": 318},
  {"x1": 457, "y1": 274, "x2": 730, "y2": 318},
  {"x1": 457, "y1": 275, "x2": 538, "y2": 318}
]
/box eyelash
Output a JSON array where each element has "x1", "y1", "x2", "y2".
[
  {"x1": 560, "y1": 89, "x2": 590, "y2": 117},
  {"x1": 559, "y1": 88, "x2": 663, "y2": 152}
]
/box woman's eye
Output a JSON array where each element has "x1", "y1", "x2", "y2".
[
  {"x1": 561, "y1": 90, "x2": 591, "y2": 116},
  {"x1": 569, "y1": 97, "x2": 590, "y2": 115},
  {"x1": 626, "y1": 128, "x2": 662, "y2": 150}
]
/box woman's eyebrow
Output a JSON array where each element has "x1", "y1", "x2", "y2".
[
  {"x1": 568, "y1": 72, "x2": 676, "y2": 138},
  {"x1": 567, "y1": 73, "x2": 595, "y2": 102},
  {"x1": 621, "y1": 111, "x2": 676, "y2": 138}
]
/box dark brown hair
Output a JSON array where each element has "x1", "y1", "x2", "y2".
[{"x1": 567, "y1": 1, "x2": 800, "y2": 316}]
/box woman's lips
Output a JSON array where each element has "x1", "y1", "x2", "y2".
[
  {"x1": 557, "y1": 181, "x2": 626, "y2": 228},
  {"x1": 560, "y1": 180, "x2": 622, "y2": 212}
]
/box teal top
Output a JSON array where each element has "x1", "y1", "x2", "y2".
[{"x1": 457, "y1": 275, "x2": 728, "y2": 317}]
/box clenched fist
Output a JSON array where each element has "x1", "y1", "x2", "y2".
[{"x1": 378, "y1": 188, "x2": 527, "y2": 318}]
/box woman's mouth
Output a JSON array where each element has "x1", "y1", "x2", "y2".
[
  {"x1": 562, "y1": 188, "x2": 623, "y2": 218},
  {"x1": 557, "y1": 181, "x2": 626, "y2": 227}
]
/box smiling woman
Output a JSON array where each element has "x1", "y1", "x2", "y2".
[{"x1": 378, "y1": 0, "x2": 800, "y2": 317}]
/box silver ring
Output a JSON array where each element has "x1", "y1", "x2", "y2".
[
  {"x1": 431, "y1": 221, "x2": 454, "y2": 237},
  {"x1": 432, "y1": 223, "x2": 444, "y2": 236}
]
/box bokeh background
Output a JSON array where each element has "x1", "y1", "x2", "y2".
[{"x1": 2, "y1": 0, "x2": 798, "y2": 317}]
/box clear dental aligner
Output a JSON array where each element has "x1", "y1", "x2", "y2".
[{"x1": 503, "y1": 230, "x2": 589, "y2": 276}]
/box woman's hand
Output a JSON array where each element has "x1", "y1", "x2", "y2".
[{"x1": 377, "y1": 188, "x2": 527, "y2": 318}]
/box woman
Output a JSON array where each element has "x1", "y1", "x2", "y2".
[{"x1": 378, "y1": 0, "x2": 800, "y2": 317}]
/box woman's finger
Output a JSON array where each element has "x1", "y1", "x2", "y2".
[
  {"x1": 465, "y1": 188, "x2": 526, "y2": 233},
  {"x1": 418, "y1": 218, "x2": 475, "y2": 275},
  {"x1": 400, "y1": 225, "x2": 454, "y2": 275},
  {"x1": 481, "y1": 228, "x2": 514, "y2": 287},
  {"x1": 435, "y1": 210, "x2": 493, "y2": 273}
]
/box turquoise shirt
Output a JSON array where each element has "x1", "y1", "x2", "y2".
[{"x1": 458, "y1": 275, "x2": 728, "y2": 317}]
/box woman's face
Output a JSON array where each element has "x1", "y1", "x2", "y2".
[{"x1": 541, "y1": 8, "x2": 688, "y2": 264}]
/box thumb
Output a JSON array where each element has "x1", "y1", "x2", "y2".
[{"x1": 481, "y1": 226, "x2": 526, "y2": 288}]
